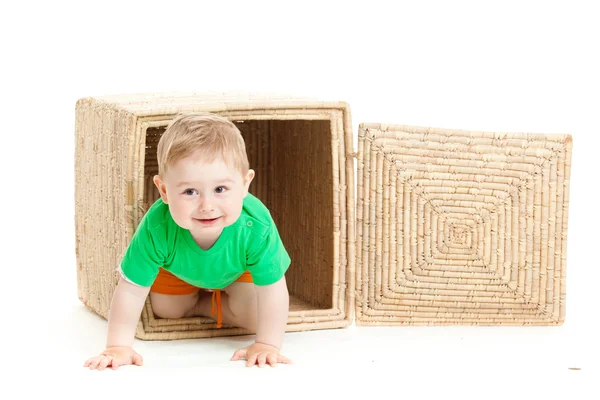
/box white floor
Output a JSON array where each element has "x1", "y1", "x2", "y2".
[{"x1": 10, "y1": 287, "x2": 598, "y2": 400}]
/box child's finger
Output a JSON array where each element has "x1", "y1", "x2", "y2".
[
  {"x1": 132, "y1": 353, "x2": 144, "y2": 366},
  {"x1": 88, "y1": 358, "x2": 100, "y2": 369},
  {"x1": 97, "y1": 356, "x2": 112, "y2": 370},
  {"x1": 277, "y1": 354, "x2": 292, "y2": 364},
  {"x1": 246, "y1": 353, "x2": 258, "y2": 367},
  {"x1": 85, "y1": 357, "x2": 99, "y2": 368},
  {"x1": 111, "y1": 359, "x2": 121, "y2": 370},
  {"x1": 231, "y1": 348, "x2": 247, "y2": 361},
  {"x1": 257, "y1": 354, "x2": 267, "y2": 368},
  {"x1": 267, "y1": 354, "x2": 278, "y2": 367}
]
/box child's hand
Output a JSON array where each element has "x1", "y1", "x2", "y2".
[
  {"x1": 84, "y1": 346, "x2": 144, "y2": 370},
  {"x1": 231, "y1": 342, "x2": 292, "y2": 367}
]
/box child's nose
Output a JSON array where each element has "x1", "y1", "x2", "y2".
[{"x1": 197, "y1": 195, "x2": 214, "y2": 212}]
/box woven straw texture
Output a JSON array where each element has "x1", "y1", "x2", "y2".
[
  {"x1": 355, "y1": 124, "x2": 572, "y2": 325},
  {"x1": 74, "y1": 93, "x2": 354, "y2": 340}
]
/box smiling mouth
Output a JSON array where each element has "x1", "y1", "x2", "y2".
[{"x1": 195, "y1": 217, "x2": 221, "y2": 223}]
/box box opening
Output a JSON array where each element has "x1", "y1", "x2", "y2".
[{"x1": 143, "y1": 119, "x2": 335, "y2": 315}]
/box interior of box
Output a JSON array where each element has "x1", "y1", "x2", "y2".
[{"x1": 143, "y1": 119, "x2": 334, "y2": 314}]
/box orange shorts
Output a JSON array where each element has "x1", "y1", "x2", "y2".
[{"x1": 150, "y1": 268, "x2": 253, "y2": 328}]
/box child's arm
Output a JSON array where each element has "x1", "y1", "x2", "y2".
[
  {"x1": 106, "y1": 276, "x2": 151, "y2": 347},
  {"x1": 231, "y1": 276, "x2": 292, "y2": 367},
  {"x1": 254, "y1": 275, "x2": 289, "y2": 349},
  {"x1": 84, "y1": 276, "x2": 151, "y2": 370}
]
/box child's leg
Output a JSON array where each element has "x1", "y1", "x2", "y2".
[
  {"x1": 149, "y1": 268, "x2": 257, "y2": 329},
  {"x1": 149, "y1": 268, "x2": 204, "y2": 319},
  {"x1": 150, "y1": 291, "x2": 202, "y2": 319},
  {"x1": 222, "y1": 282, "x2": 258, "y2": 331},
  {"x1": 185, "y1": 282, "x2": 257, "y2": 331}
]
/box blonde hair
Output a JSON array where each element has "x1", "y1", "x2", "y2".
[{"x1": 156, "y1": 112, "x2": 249, "y2": 177}]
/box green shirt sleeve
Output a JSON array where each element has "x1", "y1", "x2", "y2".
[
  {"x1": 246, "y1": 222, "x2": 291, "y2": 286},
  {"x1": 120, "y1": 216, "x2": 165, "y2": 287}
]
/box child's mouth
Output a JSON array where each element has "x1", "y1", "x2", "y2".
[{"x1": 196, "y1": 217, "x2": 220, "y2": 225}]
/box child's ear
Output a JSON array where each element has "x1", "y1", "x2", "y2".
[
  {"x1": 243, "y1": 169, "x2": 255, "y2": 196},
  {"x1": 153, "y1": 175, "x2": 169, "y2": 204}
]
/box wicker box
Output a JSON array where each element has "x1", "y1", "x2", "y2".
[{"x1": 74, "y1": 92, "x2": 572, "y2": 339}]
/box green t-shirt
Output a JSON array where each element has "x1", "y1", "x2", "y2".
[{"x1": 120, "y1": 193, "x2": 291, "y2": 289}]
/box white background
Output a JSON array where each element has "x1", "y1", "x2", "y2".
[{"x1": 2, "y1": 0, "x2": 599, "y2": 398}]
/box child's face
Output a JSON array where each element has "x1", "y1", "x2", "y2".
[{"x1": 154, "y1": 151, "x2": 254, "y2": 238}]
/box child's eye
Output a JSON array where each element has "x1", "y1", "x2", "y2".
[
  {"x1": 183, "y1": 189, "x2": 198, "y2": 196},
  {"x1": 215, "y1": 186, "x2": 227, "y2": 194}
]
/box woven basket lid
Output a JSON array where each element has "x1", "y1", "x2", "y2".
[{"x1": 354, "y1": 122, "x2": 572, "y2": 325}]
